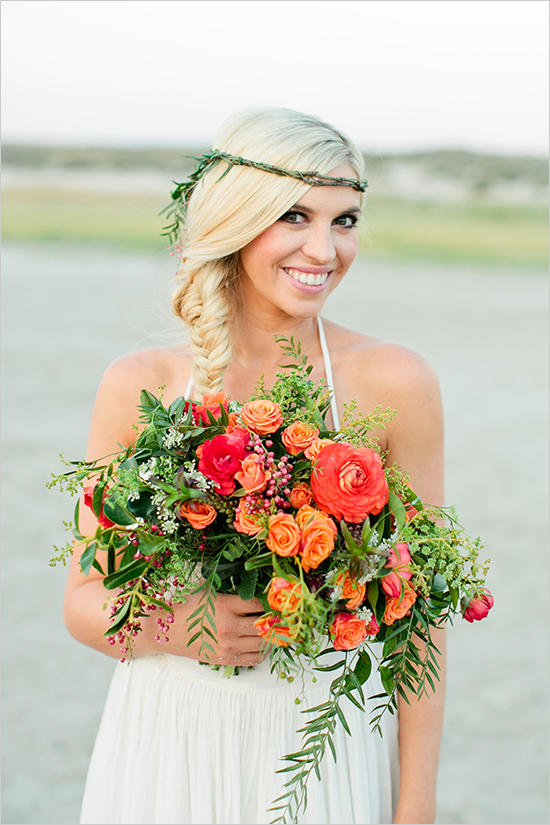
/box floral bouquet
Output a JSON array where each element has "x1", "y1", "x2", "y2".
[{"x1": 50, "y1": 337, "x2": 492, "y2": 824}]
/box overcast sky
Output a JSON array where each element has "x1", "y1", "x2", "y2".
[{"x1": 2, "y1": 0, "x2": 548, "y2": 155}]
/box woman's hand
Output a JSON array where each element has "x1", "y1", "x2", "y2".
[{"x1": 152, "y1": 591, "x2": 267, "y2": 666}]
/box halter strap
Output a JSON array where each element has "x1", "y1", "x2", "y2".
[{"x1": 317, "y1": 316, "x2": 340, "y2": 431}]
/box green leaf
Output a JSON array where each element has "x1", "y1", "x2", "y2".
[
  {"x1": 104, "y1": 598, "x2": 133, "y2": 636},
  {"x1": 237, "y1": 567, "x2": 258, "y2": 601},
  {"x1": 92, "y1": 482, "x2": 106, "y2": 518},
  {"x1": 432, "y1": 572, "x2": 448, "y2": 593},
  {"x1": 388, "y1": 492, "x2": 407, "y2": 530},
  {"x1": 339, "y1": 520, "x2": 360, "y2": 553},
  {"x1": 380, "y1": 666, "x2": 395, "y2": 695},
  {"x1": 102, "y1": 498, "x2": 136, "y2": 527},
  {"x1": 104, "y1": 558, "x2": 149, "y2": 590},
  {"x1": 80, "y1": 542, "x2": 97, "y2": 576},
  {"x1": 354, "y1": 649, "x2": 372, "y2": 684}
]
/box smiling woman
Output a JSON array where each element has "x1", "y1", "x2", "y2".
[{"x1": 64, "y1": 107, "x2": 446, "y2": 825}]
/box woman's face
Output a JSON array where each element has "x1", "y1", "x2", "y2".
[{"x1": 238, "y1": 164, "x2": 362, "y2": 320}]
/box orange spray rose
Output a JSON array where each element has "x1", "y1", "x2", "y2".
[
  {"x1": 178, "y1": 501, "x2": 217, "y2": 529},
  {"x1": 266, "y1": 513, "x2": 301, "y2": 556},
  {"x1": 330, "y1": 612, "x2": 368, "y2": 650},
  {"x1": 267, "y1": 578, "x2": 302, "y2": 613},
  {"x1": 281, "y1": 422, "x2": 319, "y2": 456},
  {"x1": 240, "y1": 400, "x2": 284, "y2": 435}
]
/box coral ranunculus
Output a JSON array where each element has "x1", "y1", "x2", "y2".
[
  {"x1": 462, "y1": 589, "x2": 494, "y2": 623},
  {"x1": 197, "y1": 432, "x2": 248, "y2": 495},
  {"x1": 178, "y1": 500, "x2": 217, "y2": 529},
  {"x1": 300, "y1": 518, "x2": 336, "y2": 572},
  {"x1": 266, "y1": 513, "x2": 301, "y2": 556},
  {"x1": 310, "y1": 442, "x2": 389, "y2": 523},
  {"x1": 240, "y1": 400, "x2": 284, "y2": 434},
  {"x1": 267, "y1": 578, "x2": 302, "y2": 613},
  {"x1": 281, "y1": 422, "x2": 319, "y2": 456},
  {"x1": 383, "y1": 581, "x2": 417, "y2": 625},
  {"x1": 330, "y1": 612, "x2": 368, "y2": 650},
  {"x1": 234, "y1": 454, "x2": 271, "y2": 493}
]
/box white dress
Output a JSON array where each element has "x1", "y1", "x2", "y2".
[{"x1": 80, "y1": 319, "x2": 400, "y2": 825}]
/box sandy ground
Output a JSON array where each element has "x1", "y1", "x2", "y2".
[{"x1": 1, "y1": 241, "x2": 548, "y2": 825}]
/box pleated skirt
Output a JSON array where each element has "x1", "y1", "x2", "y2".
[{"x1": 80, "y1": 651, "x2": 399, "y2": 824}]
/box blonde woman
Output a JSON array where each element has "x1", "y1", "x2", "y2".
[{"x1": 65, "y1": 107, "x2": 445, "y2": 824}]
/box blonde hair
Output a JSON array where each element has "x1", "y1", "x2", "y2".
[{"x1": 172, "y1": 107, "x2": 364, "y2": 400}]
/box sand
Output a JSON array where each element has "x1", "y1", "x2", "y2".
[{"x1": 1, "y1": 241, "x2": 548, "y2": 824}]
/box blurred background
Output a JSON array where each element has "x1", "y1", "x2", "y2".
[{"x1": 2, "y1": 1, "x2": 548, "y2": 823}]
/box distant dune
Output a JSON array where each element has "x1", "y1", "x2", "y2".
[{"x1": 3, "y1": 144, "x2": 548, "y2": 204}]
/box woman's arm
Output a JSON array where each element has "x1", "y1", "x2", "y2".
[
  {"x1": 63, "y1": 352, "x2": 265, "y2": 665},
  {"x1": 355, "y1": 343, "x2": 446, "y2": 824}
]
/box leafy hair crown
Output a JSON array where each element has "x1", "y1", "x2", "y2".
[{"x1": 161, "y1": 150, "x2": 368, "y2": 243}]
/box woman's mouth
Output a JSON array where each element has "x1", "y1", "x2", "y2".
[{"x1": 283, "y1": 268, "x2": 331, "y2": 286}]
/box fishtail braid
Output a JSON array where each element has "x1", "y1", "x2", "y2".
[{"x1": 173, "y1": 256, "x2": 237, "y2": 399}]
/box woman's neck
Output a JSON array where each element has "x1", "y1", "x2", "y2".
[{"x1": 224, "y1": 308, "x2": 322, "y2": 401}]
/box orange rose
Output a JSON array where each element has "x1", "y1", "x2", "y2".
[
  {"x1": 195, "y1": 392, "x2": 229, "y2": 424},
  {"x1": 330, "y1": 612, "x2": 368, "y2": 650},
  {"x1": 383, "y1": 581, "x2": 417, "y2": 625},
  {"x1": 295, "y1": 505, "x2": 337, "y2": 534},
  {"x1": 304, "y1": 438, "x2": 335, "y2": 461},
  {"x1": 288, "y1": 482, "x2": 313, "y2": 509},
  {"x1": 300, "y1": 517, "x2": 336, "y2": 572},
  {"x1": 267, "y1": 577, "x2": 302, "y2": 613},
  {"x1": 266, "y1": 513, "x2": 301, "y2": 556},
  {"x1": 253, "y1": 614, "x2": 292, "y2": 647},
  {"x1": 311, "y1": 442, "x2": 389, "y2": 523},
  {"x1": 234, "y1": 454, "x2": 271, "y2": 493},
  {"x1": 335, "y1": 571, "x2": 366, "y2": 609},
  {"x1": 240, "y1": 400, "x2": 284, "y2": 435},
  {"x1": 281, "y1": 422, "x2": 319, "y2": 456},
  {"x1": 233, "y1": 500, "x2": 263, "y2": 536},
  {"x1": 178, "y1": 500, "x2": 217, "y2": 529}
]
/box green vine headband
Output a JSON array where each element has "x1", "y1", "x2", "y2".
[{"x1": 160, "y1": 149, "x2": 368, "y2": 244}]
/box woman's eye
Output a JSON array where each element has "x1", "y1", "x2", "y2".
[
  {"x1": 334, "y1": 214, "x2": 358, "y2": 228},
  {"x1": 280, "y1": 211, "x2": 306, "y2": 224}
]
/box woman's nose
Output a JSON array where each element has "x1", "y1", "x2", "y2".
[{"x1": 301, "y1": 223, "x2": 335, "y2": 264}]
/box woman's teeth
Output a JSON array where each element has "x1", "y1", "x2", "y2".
[{"x1": 285, "y1": 268, "x2": 329, "y2": 286}]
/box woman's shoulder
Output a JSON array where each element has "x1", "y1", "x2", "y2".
[
  {"x1": 88, "y1": 346, "x2": 193, "y2": 453},
  {"x1": 324, "y1": 319, "x2": 439, "y2": 395},
  {"x1": 99, "y1": 345, "x2": 193, "y2": 404}
]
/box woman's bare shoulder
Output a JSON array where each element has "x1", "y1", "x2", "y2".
[
  {"x1": 324, "y1": 318, "x2": 438, "y2": 395},
  {"x1": 100, "y1": 345, "x2": 193, "y2": 404},
  {"x1": 88, "y1": 346, "x2": 193, "y2": 454}
]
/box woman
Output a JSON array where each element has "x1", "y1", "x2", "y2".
[{"x1": 64, "y1": 107, "x2": 445, "y2": 824}]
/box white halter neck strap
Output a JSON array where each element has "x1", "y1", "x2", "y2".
[
  {"x1": 316, "y1": 316, "x2": 340, "y2": 431},
  {"x1": 184, "y1": 315, "x2": 340, "y2": 431}
]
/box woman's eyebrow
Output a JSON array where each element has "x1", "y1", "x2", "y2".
[{"x1": 291, "y1": 203, "x2": 362, "y2": 215}]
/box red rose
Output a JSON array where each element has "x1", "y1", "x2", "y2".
[
  {"x1": 462, "y1": 589, "x2": 494, "y2": 623},
  {"x1": 310, "y1": 442, "x2": 389, "y2": 523},
  {"x1": 197, "y1": 432, "x2": 248, "y2": 495}
]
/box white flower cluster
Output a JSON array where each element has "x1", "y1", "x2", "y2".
[
  {"x1": 152, "y1": 490, "x2": 178, "y2": 535},
  {"x1": 229, "y1": 400, "x2": 242, "y2": 414},
  {"x1": 355, "y1": 606, "x2": 373, "y2": 623},
  {"x1": 162, "y1": 428, "x2": 186, "y2": 450}
]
